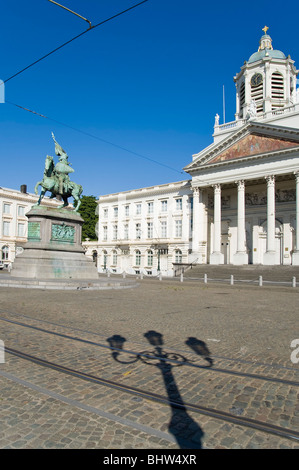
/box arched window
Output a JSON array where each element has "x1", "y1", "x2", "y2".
[
  {"x1": 147, "y1": 250, "x2": 153, "y2": 267},
  {"x1": 175, "y1": 249, "x2": 182, "y2": 263},
  {"x1": 1, "y1": 246, "x2": 9, "y2": 261},
  {"x1": 250, "y1": 76, "x2": 263, "y2": 114},
  {"x1": 135, "y1": 250, "x2": 141, "y2": 266}
]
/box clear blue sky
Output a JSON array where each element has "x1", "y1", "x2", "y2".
[{"x1": 1, "y1": 0, "x2": 299, "y2": 198}]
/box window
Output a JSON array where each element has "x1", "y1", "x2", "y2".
[
  {"x1": 103, "y1": 208, "x2": 108, "y2": 219},
  {"x1": 1, "y1": 245, "x2": 9, "y2": 261},
  {"x1": 147, "y1": 222, "x2": 153, "y2": 239},
  {"x1": 124, "y1": 224, "x2": 129, "y2": 240},
  {"x1": 175, "y1": 220, "x2": 182, "y2": 237},
  {"x1": 124, "y1": 205, "x2": 129, "y2": 217},
  {"x1": 112, "y1": 225, "x2": 118, "y2": 240},
  {"x1": 175, "y1": 249, "x2": 182, "y2": 263},
  {"x1": 147, "y1": 201, "x2": 154, "y2": 214},
  {"x1": 239, "y1": 82, "x2": 245, "y2": 115},
  {"x1": 136, "y1": 223, "x2": 141, "y2": 239},
  {"x1": 112, "y1": 250, "x2": 117, "y2": 265},
  {"x1": 103, "y1": 226, "x2": 108, "y2": 241},
  {"x1": 135, "y1": 250, "x2": 141, "y2": 266},
  {"x1": 3, "y1": 221, "x2": 10, "y2": 236},
  {"x1": 271, "y1": 72, "x2": 284, "y2": 100},
  {"x1": 17, "y1": 223, "x2": 25, "y2": 237},
  {"x1": 175, "y1": 198, "x2": 182, "y2": 211},
  {"x1": 113, "y1": 207, "x2": 118, "y2": 218},
  {"x1": 18, "y1": 206, "x2": 25, "y2": 216},
  {"x1": 161, "y1": 200, "x2": 168, "y2": 212},
  {"x1": 161, "y1": 220, "x2": 167, "y2": 238},
  {"x1": 103, "y1": 250, "x2": 108, "y2": 268},
  {"x1": 250, "y1": 75, "x2": 263, "y2": 114},
  {"x1": 136, "y1": 203, "x2": 141, "y2": 215},
  {"x1": 147, "y1": 250, "x2": 153, "y2": 266},
  {"x1": 3, "y1": 203, "x2": 10, "y2": 214},
  {"x1": 271, "y1": 72, "x2": 285, "y2": 112}
]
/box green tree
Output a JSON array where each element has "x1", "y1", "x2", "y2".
[{"x1": 76, "y1": 195, "x2": 98, "y2": 241}]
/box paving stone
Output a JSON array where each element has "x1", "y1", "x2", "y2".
[{"x1": 0, "y1": 276, "x2": 298, "y2": 449}]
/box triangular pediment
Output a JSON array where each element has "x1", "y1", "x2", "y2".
[
  {"x1": 184, "y1": 122, "x2": 299, "y2": 173},
  {"x1": 209, "y1": 133, "x2": 299, "y2": 164}
]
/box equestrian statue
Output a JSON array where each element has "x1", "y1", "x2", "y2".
[{"x1": 34, "y1": 133, "x2": 83, "y2": 211}]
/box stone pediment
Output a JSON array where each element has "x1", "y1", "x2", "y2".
[
  {"x1": 185, "y1": 122, "x2": 299, "y2": 173},
  {"x1": 208, "y1": 134, "x2": 299, "y2": 164}
]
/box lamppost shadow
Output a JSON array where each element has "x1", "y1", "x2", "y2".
[{"x1": 107, "y1": 331, "x2": 205, "y2": 449}]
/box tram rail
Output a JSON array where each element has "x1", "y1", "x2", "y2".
[{"x1": 3, "y1": 345, "x2": 299, "y2": 443}]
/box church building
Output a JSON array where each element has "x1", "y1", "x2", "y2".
[{"x1": 94, "y1": 28, "x2": 299, "y2": 275}]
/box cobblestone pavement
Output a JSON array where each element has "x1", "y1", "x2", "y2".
[{"x1": 0, "y1": 275, "x2": 298, "y2": 450}]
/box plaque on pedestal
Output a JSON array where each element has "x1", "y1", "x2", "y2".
[{"x1": 12, "y1": 206, "x2": 98, "y2": 279}]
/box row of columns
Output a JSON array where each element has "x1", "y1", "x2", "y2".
[{"x1": 192, "y1": 172, "x2": 299, "y2": 265}]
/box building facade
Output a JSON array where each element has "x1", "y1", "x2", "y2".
[
  {"x1": 0, "y1": 185, "x2": 60, "y2": 267},
  {"x1": 95, "y1": 181, "x2": 193, "y2": 276},
  {"x1": 93, "y1": 29, "x2": 299, "y2": 274}
]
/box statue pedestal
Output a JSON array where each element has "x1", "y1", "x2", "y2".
[{"x1": 12, "y1": 206, "x2": 98, "y2": 279}]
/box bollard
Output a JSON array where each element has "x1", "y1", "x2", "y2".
[
  {"x1": 122, "y1": 272, "x2": 126, "y2": 278},
  {"x1": 230, "y1": 274, "x2": 234, "y2": 285},
  {"x1": 204, "y1": 273, "x2": 207, "y2": 284},
  {"x1": 159, "y1": 272, "x2": 162, "y2": 281},
  {"x1": 140, "y1": 272, "x2": 143, "y2": 279},
  {"x1": 293, "y1": 276, "x2": 296, "y2": 288},
  {"x1": 259, "y1": 275, "x2": 262, "y2": 287},
  {"x1": 107, "y1": 271, "x2": 110, "y2": 278},
  {"x1": 180, "y1": 272, "x2": 184, "y2": 282}
]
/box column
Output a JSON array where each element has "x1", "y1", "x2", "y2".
[
  {"x1": 192, "y1": 187, "x2": 200, "y2": 254},
  {"x1": 191, "y1": 187, "x2": 206, "y2": 263},
  {"x1": 210, "y1": 184, "x2": 224, "y2": 264},
  {"x1": 292, "y1": 172, "x2": 299, "y2": 265},
  {"x1": 233, "y1": 180, "x2": 248, "y2": 265},
  {"x1": 263, "y1": 175, "x2": 277, "y2": 265}
]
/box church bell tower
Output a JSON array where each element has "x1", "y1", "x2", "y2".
[{"x1": 234, "y1": 26, "x2": 298, "y2": 121}]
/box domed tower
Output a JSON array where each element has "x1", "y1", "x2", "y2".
[{"x1": 234, "y1": 26, "x2": 298, "y2": 120}]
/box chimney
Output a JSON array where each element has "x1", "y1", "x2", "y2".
[{"x1": 20, "y1": 185, "x2": 27, "y2": 193}]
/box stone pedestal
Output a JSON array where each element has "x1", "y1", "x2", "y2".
[{"x1": 12, "y1": 206, "x2": 98, "y2": 279}]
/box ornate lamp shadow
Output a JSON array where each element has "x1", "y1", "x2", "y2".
[
  {"x1": 185, "y1": 337, "x2": 213, "y2": 367},
  {"x1": 107, "y1": 330, "x2": 204, "y2": 449}
]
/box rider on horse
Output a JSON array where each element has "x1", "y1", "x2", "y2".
[{"x1": 52, "y1": 132, "x2": 74, "y2": 195}]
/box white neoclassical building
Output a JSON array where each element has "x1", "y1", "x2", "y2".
[
  {"x1": 93, "y1": 28, "x2": 299, "y2": 274},
  {"x1": 0, "y1": 185, "x2": 60, "y2": 267},
  {"x1": 95, "y1": 180, "x2": 193, "y2": 276}
]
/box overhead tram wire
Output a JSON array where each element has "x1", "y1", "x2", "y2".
[
  {"x1": 3, "y1": 0, "x2": 150, "y2": 85},
  {"x1": 3, "y1": 0, "x2": 183, "y2": 175},
  {"x1": 6, "y1": 100, "x2": 184, "y2": 175}
]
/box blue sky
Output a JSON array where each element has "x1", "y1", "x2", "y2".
[{"x1": 1, "y1": 0, "x2": 299, "y2": 198}]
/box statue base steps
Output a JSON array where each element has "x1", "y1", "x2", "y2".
[{"x1": 12, "y1": 249, "x2": 99, "y2": 279}]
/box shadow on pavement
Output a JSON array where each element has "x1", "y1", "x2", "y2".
[{"x1": 107, "y1": 330, "x2": 211, "y2": 449}]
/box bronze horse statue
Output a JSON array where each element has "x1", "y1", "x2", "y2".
[{"x1": 34, "y1": 154, "x2": 83, "y2": 211}]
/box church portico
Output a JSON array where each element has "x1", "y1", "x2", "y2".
[{"x1": 191, "y1": 171, "x2": 298, "y2": 266}]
